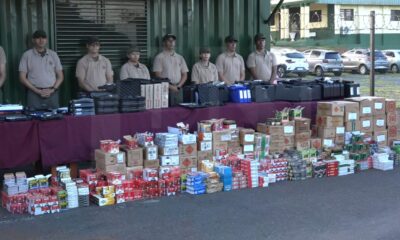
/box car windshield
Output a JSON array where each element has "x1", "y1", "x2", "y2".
[
  {"x1": 286, "y1": 52, "x2": 304, "y2": 58},
  {"x1": 367, "y1": 51, "x2": 385, "y2": 58},
  {"x1": 325, "y1": 52, "x2": 340, "y2": 59}
]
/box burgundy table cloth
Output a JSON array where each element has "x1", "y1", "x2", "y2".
[
  {"x1": 38, "y1": 101, "x2": 318, "y2": 167},
  {"x1": 0, "y1": 120, "x2": 40, "y2": 169}
]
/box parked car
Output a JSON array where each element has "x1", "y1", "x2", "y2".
[
  {"x1": 341, "y1": 49, "x2": 389, "y2": 74},
  {"x1": 382, "y1": 50, "x2": 400, "y2": 73},
  {"x1": 271, "y1": 48, "x2": 309, "y2": 78},
  {"x1": 302, "y1": 49, "x2": 344, "y2": 77}
]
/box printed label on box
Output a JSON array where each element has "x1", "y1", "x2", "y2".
[
  {"x1": 376, "y1": 119, "x2": 385, "y2": 127},
  {"x1": 284, "y1": 126, "x2": 294, "y2": 134},
  {"x1": 356, "y1": 87, "x2": 360, "y2": 95},
  {"x1": 244, "y1": 134, "x2": 255, "y2": 142},
  {"x1": 323, "y1": 139, "x2": 333, "y2": 147},
  {"x1": 239, "y1": 91, "x2": 244, "y2": 99},
  {"x1": 377, "y1": 135, "x2": 386, "y2": 142},
  {"x1": 199, "y1": 142, "x2": 212, "y2": 151},
  {"x1": 350, "y1": 88, "x2": 354, "y2": 96},
  {"x1": 362, "y1": 120, "x2": 371, "y2": 128},
  {"x1": 117, "y1": 153, "x2": 124, "y2": 164},
  {"x1": 348, "y1": 113, "x2": 358, "y2": 121},
  {"x1": 375, "y1": 103, "x2": 383, "y2": 110},
  {"x1": 243, "y1": 145, "x2": 254, "y2": 152},
  {"x1": 221, "y1": 134, "x2": 232, "y2": 142},
  {"x1": 362, "y1": 107, "x2": 371, "y2": 114},
  {"x1": 336, "y1": 127, "x2": 345, "y2": 134}
]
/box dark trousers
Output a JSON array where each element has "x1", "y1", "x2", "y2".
[
  {"x1": 26, "y1": 89, "x2": 60, "y2": 110},
  {"x1": 169, "y1": 89, "x2": 183, "y2": 107}
]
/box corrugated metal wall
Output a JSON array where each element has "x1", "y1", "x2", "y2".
[{"x1": 0, "y1": 0, "x2": 269, "y2": 105}]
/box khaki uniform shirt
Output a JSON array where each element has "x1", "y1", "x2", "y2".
[
  {"x1": 19, "y1": 48, "x2": 63, "y2": 88},
  {"x1": 216, "y1": 52, "x2": 245, "y2": 85},
  {"x1": 76, "y1": 54, "x2": 113, "y2": 92},
  {"x1": 153, "y1": 51, "x2": 188, "y2": 85},
  {"x1": 247, "y1": 50, "x2": 277, "y2": 82},
  {"x1": 0, "y1": 47, "x2": 6, "y2": 65},
  {"x1": 191, "y1": 61, "x2": 219, "y2": 84},
  {"x1": 120, "y1": 62, "x2": 150, "y2": 80}
]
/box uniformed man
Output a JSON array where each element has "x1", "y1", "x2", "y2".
[
  {"x1": 19, "y1": 30, "x2": 64, "y2": 109},
  {"x1": 247, "y1": 33, "x2": 277, "y2": 84},
  {"x1": 0, "y1": 46, "x2": 6, "y2": 103},
  {"x1": 76, "y1": 36, "x2": 113, "y2": 92},
  {"x1": 191, "y1": 47, "x2": 218, "y2": 84},
  {"x1": 120, "y1": 47, "x2": 150, "y2": 80},
  {"x1": 216, "y1": 35, "x2": 245, "y2": 86},
  {"x1": 153, "y1": 34, "x2": 188, "y2": 106}
]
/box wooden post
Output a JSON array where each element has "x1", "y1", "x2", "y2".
[{"x1": 370, "y1": 11, "x2": 375, "y2": 96}]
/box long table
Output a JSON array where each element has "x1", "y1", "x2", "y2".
[{"x1": 0, "y1": 101, "x2": 318, "y2": 168}]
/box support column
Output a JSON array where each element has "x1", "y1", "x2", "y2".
[
  {"x1": 301, "y1": 4, "x2": 310, "y2": 38},
  {"x1": 281, "y1": 7, "x2": 290, "y2": 39}
]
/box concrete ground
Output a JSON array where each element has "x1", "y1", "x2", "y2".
[{"x1": 0, "y1": 168, "x2": 399, "y2": 240}]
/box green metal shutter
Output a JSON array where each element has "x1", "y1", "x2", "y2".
[{"x1": 55, "y1": 0, "x2": 148, "y2": 68}]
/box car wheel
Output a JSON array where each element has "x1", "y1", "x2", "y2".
[
  {"x1": 277, "y1": 66, "x2": 286, "y2": 78},
  {"x1": 298, "y1": 72, "x2": 307, "y2": 77},
  {"x1": 315, "y1": 66, "x2": 324, "y2": 77},
  {"x1": 391, "y1": 64, "x2": 399, "y2": 73},
  {"x1": 334, "y1": 72, "x2": 342, "y2": 76},
  {"x1": 359, "y1": 65, "x2": 368, "y2": 75}
]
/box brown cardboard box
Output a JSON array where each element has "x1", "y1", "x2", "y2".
[
  {"x1": 387, "y1": 126, "x2": 398, "y2": 138},
  {"x1": 121, "y1": 146, "x2": 143, "y2": 167},
  {"x1": 360, "y1": 117, "x2": 373, "y2": 133},
  {"x1": 296, "y1": 140, "x2": 310, "y2": 151},
  {"x1": 295, "y1": 118, "x2": 311, "y2": 133},
  {"x1": 388, "y1": 137, "x2": 398, "y2": 147},
  {"x1": 317, "y1": 102, "x2": 345, "y2": 116},
  {"x1": 269, "y1": 144, "x2": 285, "y2": 153},
  {"x1": 370, "y1": 97, "x2": 386, "y2": 115},
  {"x1": 317, "y1": 127, "x2": 336, "y2": 139},
  {"x1": 316, "y1": 116, "x2": 344, "y2": 128},
  {"x1": 284, "y1": 136, "x2": 295, "y2": 147},
  {"x1": 95, "y1": 150, "x2": 125, "y2": 166},
  {"x1": 227, "y1": 141, "x2": 241, "y2": 148},
  {"x1": 311, "y1": 125, "x2": 318, "y2": 137},
  {"x1": 310, "y1": 138, "x2": 322, "y2": 149},
  {"x1": 373, "y1": 115, "x2": 386, "y2": 132},
  {"x1": 212, "y1": 142, "x2": 228, "y2": 155},
  {"x1": 197, "y1": 141, "x2": 212, "y2": 151},
  {"x1": 125, "y1": 166, "x2": 143, "y2": 179},
  {"x1": 295, "y1": 131, "x2": 312, "y2": 142},
  {"x1": 387, "y1": 112, "x2": 397, "y2": 127},
  {"x1": 158, "y1": 146, "x2": 179, "y2": 156},
  {"x1": 144, "y1": 146, "x2": 158, "y2": 161},
  {"x1": 239, "y1": 128, "x2": 255, "y2": 144},
  {"x1": 179, "y1": 143, "x2": 197, "y2": 156},
  {"x1": 97, "y1": 163, "x2": 127, "y2": 174},
  {"x1": 345, "y1": 120, "x2": 361, "y2": 132},
  {"x1": 212, "y1": 130, "x2": 232, "y2": 143},
  {"x1": 197, "y1": 150, "x2": 213, "y2": 162},
  {"x1": 228, "y1": 146, "x2": 243, "y2": 154},
  {"x1": 335, "y1": 134, "x2": 345, "y2": 145},
  {"x1": 257, "y1": 123, "x2": 284, "y2": 136},
  {"x1": 180, "y1": 155, "x2": 197, "y2": 168},
  {"x1": 282, "y1": 121, "x2": 295, "y2": 136},
  {"x1": 373, "y1": 131, "x2": 387, "y2": 147},
  {"x1": 144, "y1": 159, "x2": 160, "y2": 169},
  {"x1": 336, "y1": 101, "x2": 360, "y2": 122},
  {"x1": 345, "y1": 97, "x2": 373, "y2": 117},
  {"x1": 386, "y1": 99, "x2": 396, "y2": 113}
]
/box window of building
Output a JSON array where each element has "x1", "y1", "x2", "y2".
[
  {"x1": 340, "y1": 9, "x2": 354, "y2": 21},
  {"x1": 391, "y1": 10, "x2": 400, "y2": 21},
  {"x1": 55, "y1": 0, "x2": 148, "y2": 68},
  {"x1": 309, "y1": 10, "x2": 322, "y2": 23}
]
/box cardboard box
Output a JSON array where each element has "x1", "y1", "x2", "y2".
[
  {"x1": 161, "y1": 82, "x2": 169, "y2": 108},
  {"x1": 345, "y1": 97, "x2": 373, "y2": 117},
  {"x1": 121, "y1": 147, "x2": 143, "y2": 167},
  {"x1": 336, "y1": 126, "x2": 345, "y2": 135},
  {"x1": 317, "y1": 102, "x2": 344, "y2": 116},
  {"x1": 95, "y1": 150, "x2": 125, "y2": 166},
  {"x1": 213, "y1": 142, "x2": 228, "y2": 156},
  {"x1": 360, "y1": 117, "x2": 373, "y2": 133},
  {"x1": 284, "y1": 136, "x2": 295, "y2": 147},
  {"x1": 125, "y1": 166, "x2": 143, "y2": 179},
  {"x1": 239, "y1": 128, "x2": 255, "y2": 144},
  {"x1": 197, "y1": 141, "x2": 212, "y2": 151},
  {"x1": 371, "y1": 97, "x2": 386, "y2": 115},
  {"x1": 335, "y1": 134, "x2": 345, "y2": 145},
  {"x1": 227, "y1": 141, "x2": 241, "y2": 148},
  {"x1": 197, "y1": 151, "x2": 213, "y2": 162},
  {"x1": 310, "y1": 138, "x2": 322, "y2": 149},
  {"x1": 387, "y1": 112, "x2": 397, "y2": 127},
  {"x1": 96, "y1": 163, "x2": 127, "y2": 174},
  {"x1": 158, "y1": 146, "x2": 179, "y2": 156},
  {"x1": 386, "y1": 99, "x2": 396, "y2": 113},
  {"x1": 180, "y1": 155, "x2": 197, "y2": 168},
  {"x1": 322, "y1": 138, "x2": 335, "y2": 148},
  {"x1": 153, "y1": 83, "x2": 162, "y2": 109},
  {"x1": 336, "y1": 101, "x2": 360, "y2": 122},
  {"x1": 143, "y1": 159, "x2": 159, "y2": 169},
  {"x1": 295, "y1": 131, "x2": 312, "y2": 142},
  {"x1": 179, "y1": 143, "x2": 197, "y2": 156},
  {"x1": 282, "y1": 121, "x2": 295, "y2": 136},
  {"x1": 198, "y1": 122, "x2": 212, "y2": 133},
  {"x1": 212, "y1": 130, "x2": 232, "y2": 143},
  {"x1": 316, "y1": 116, "x2": 344, "y2": 128},
  {"x1": 373, "y1": 115, "x2": 386, "y2": 132},
  {"x1": 373, "y1": 131, "x2": 387, "y2": 147},
  {"x1": 317, "y1": 127, "x2": 336, "y2": 139},
  {"x1": 242, "y1": 144, "x2": 255, "y2": 153},
  {"x1": 144, "y1": 146, "x2": 158, "y2": 161},
  {"x1": 160, "y1": 155, "x2": 180, "y2": 166},
  {"x1": 198, "y1": 132, "x2": 212, "y2": 141},
  {"x1": 295, "y1": 118, "x2": 311, "y2": 133},
  {"x1": 388, "y1": 137, "x2": 398, "y2": 147},
  {"x1": 228, "y1": 146, "x2": 243, "y2": 154},
  {"x1": 269, "y1": 145, "x2": 285, "y2": 153},
  {"x1": 257, "y1": 123, "x2": 284, "y2": 136},
  {"x1": 387, "y1": 126, "x2": 398, "y2": 138},
  {"x1": 296, "y1": 140, "x2": 310, "y2": 151},
  {"x1": 345, "y1": 120, "x2": 361, "y2": 132}
]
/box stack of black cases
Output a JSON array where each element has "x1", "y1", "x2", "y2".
[{"x1": 69, "y1": 98, "x2": 95, "y2": 116}]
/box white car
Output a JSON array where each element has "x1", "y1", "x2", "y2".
[
  {"x1": 382, "y1": 50, "x2": 400, "y2": 73},
  {"x1": 271, "y1": 48, "x2": 309, "y2": 78}
]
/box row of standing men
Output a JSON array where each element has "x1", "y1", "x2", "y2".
[{"x1": 0, "y1": 30, "x2": 277, "y2": 109}]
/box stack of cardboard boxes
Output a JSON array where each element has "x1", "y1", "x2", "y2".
[
  {"x1": 257, "y1": 123, "x2": 284, "y2": 153},
  {"x1": 95, "y1": 149, "x2": 126, "y2": 174},
  {"x1": 141, "y1": 81, "x2": 169, "y2": 109},
  {"x1": 385, "y1": 99, "x2": 398, "y2": 146},
  {"x1": 316, "y1": 102, "x2": 345, "y2": 148}
]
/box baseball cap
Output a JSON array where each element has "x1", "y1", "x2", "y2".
[
  {"x1": 87, "y1": 36, "x2": 100, "y2": 45},
  {"x1": 199, "y1": 47, "x2": 211, "y2": 54},
  {"x1": 127, "y1": 46, "x2": 141, "y2": 55},
  {"x1": 162, "y1": 34, "x2": 177, "y2": 42},
  {"x1": 254, "y1": 33, "x2": 266, "y2": 42},
  {"x1": 32, "y1": 30, "x2": 47, "y2": 39},
  {"x1": 225, "y1": 35, "x2": 238, "y2": 43}
]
